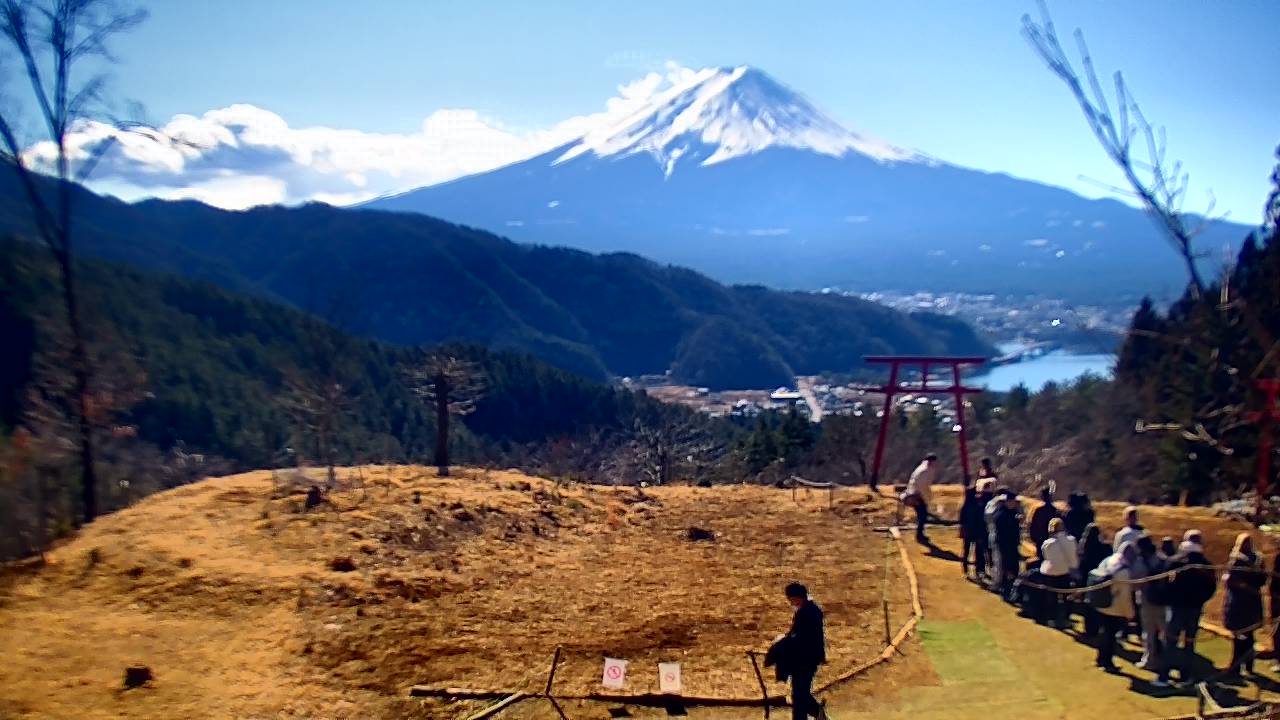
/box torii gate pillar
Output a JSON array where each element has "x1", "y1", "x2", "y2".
[{"x1": 1250, "y1": 379, "x2": 1280, "y2": 519}]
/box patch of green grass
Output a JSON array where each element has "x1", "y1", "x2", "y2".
[{"x1": 917, "y1": 620, "x2": 1023, "y2": 686}]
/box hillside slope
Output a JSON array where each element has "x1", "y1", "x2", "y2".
[
  {"x1": 0, "y1": 466, "x2": 905, "y2": 720},
  {"x1": 0, "y1": 239, "x2": 683, "y2": 472},
  {"x1": 0, "y1": 166, "x2": 994, "y2": 389}
]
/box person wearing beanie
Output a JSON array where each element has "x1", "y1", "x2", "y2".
[{"x1": 1165, "y1": 531, "x2": 1214, "y2": 683}]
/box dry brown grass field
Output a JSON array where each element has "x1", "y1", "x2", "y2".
[{"x1": 0, "y1": 466, "x2": 919, "y2": 720}]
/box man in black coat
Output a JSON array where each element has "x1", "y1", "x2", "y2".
[
  {"x1": 994, "y1": 492, "x2": 1023, "y2": 598},
  {"x1": 960, "y1": 483, "x2": 991, "y2": 579},
  {"x1": 783, "y1": 582, "x2": 826, "y2": 720}
]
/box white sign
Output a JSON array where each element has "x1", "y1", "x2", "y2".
[
  {"x1": 602, "y1": 657, "x2": 627, "y2": 689},
  {"x1": 658, "y1": 662, "x2": 682, "y2": 694}
]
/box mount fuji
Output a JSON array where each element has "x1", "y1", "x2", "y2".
[{"x1": 365, "y1": 66, "x2": 1243, "y2": 302}]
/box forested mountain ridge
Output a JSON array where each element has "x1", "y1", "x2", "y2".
[
  {"x1": 0, "y1": 238, "x2": 695, "y2": 473},
  {"x1": 0, "y1": 167, "x2": 994, "y2": 390}
]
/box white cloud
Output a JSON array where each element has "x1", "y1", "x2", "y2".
[
  {"x1": 161, "y1": 175, "x2": 288, "y2": 208},
  {"x1": 21, "y1": 64, "x2": 699, "y2": 210}
]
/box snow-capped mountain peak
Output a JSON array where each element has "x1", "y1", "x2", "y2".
[{"x1": 555, "y1": 65, "x2": 919, "y2": 175}]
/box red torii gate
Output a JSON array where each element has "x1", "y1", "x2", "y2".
[
  {"x1": 856, "y1": 356, "x2": 986, "y2": 491},
  {"x1": 1251, "y1": 379, "x2": 1280, "y2": 517}
]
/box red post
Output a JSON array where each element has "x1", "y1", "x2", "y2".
[
  {"x1": 952, "y1": 362, "x2": 972, "y2": 485},
  {"x1": 869, "y1": 362, "x2": 900, "y2": 491},
  {"x1": 1253, "y1": 380, "x2": 1280, "y2": 519}
]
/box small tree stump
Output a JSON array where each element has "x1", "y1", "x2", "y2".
[{"x1": 329, "y1": 556, "x2": 356, "y2": 572}]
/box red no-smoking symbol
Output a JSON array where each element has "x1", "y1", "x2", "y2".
[
  {"x1": 606, "y1": 666, "x2": 623, "y2": 679},
  {"x1": 664, "y1": 672, "x2": 675, "y2": 681}
]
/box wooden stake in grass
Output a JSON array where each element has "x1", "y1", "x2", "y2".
[{"x1": 747, "y1": 651, "x2": 770, "y2": 720}]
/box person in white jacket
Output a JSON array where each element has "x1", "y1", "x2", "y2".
[
  {"x1": 1095, "y1": 542, "x2": 1138, "y2": 673},
  {"x1": 905, "y1": 454, "x2": 939, "y2": 542},
  {"x1": 1039, "y1": 518, "x2": 1079, "y2": 627}
]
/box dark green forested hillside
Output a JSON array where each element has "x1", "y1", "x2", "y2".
[
  {"x1": 0, "y1": 238, "x2": 702, "y2": 472},
  {"x1": 0, "y1": 168, "x2": 994, "y2": 389}
]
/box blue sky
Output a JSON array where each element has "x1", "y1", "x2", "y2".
[{"x1": 24, "y1": 0, "x2": 1280, "y2": 215}]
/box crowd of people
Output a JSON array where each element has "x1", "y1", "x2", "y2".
[{"x1": 944, "y1": 458, "x2": 1280, "y2": 689}]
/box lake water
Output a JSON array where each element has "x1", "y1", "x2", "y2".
[{"x1": 969, "y1": 350, "x2": 1115, "y2": 392}]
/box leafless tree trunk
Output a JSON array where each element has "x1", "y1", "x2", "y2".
[
  {"x1": 280, "y1": 371, "x2": 349, "y2": 486},
  {"x1": 16, "y1": 319, "x2": 145, "y2": 550},
  {"x1": 1022, "y1": 1, "x2": 1279, "y2": 466},
  {"x1": 276, "y1": 278, "x2": 366, "y2": 486},
  {"x1": 605, "y1": 411, "x2": 720, "y2": 486},
  {"x1": 1022, "y1": 0, "x2": 1211, "y2": 295},
  {"x1": 0, "y1": 0, "x2": 147, "y2": 524},
  {"x1": 408, "y1": 351, "x2": 485, "y2": 477}
]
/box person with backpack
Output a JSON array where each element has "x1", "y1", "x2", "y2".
[
  {"x1": 1077, "y1": 523, "x2": 1111, "y2": 637},
  {"x1": 1092, "y1": 541, "x2": 1138, "y2": 673},
  {"x1": 1134, "y1": 535, "x2": 1172, "y2": 686},
  {"x1": 1165, "y1": 531, "x2": 1215, "y2": 682},
  {"x1": 959, "y1": 483, "x2": 989, "y2": 579},
  {"x1": 1223, "y1": 533, "x2": 1266, "y2": 677}
]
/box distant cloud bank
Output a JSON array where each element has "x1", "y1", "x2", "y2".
[{"x1": 22, "y1": 63, "x2": 698, "y2": 210}]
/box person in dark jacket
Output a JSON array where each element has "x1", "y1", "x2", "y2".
[
  {"x1": 1077, "y1": 523, "x2": 1111, "y2": 637},
  {"x1": 1223, "y1": 533, "x2": 1266, "y2": 676},
  {"x1": 1165, "y1": 531, "x2": 1215, "y2": 682},
  {"x1": 1027, "y1": 487, "x2": 1059, "y2": 557},
  {"x1": 959, "y1": 484, "x2": 988, "y2": 578},
  {"x1": 1270, "y1": 554, "x2": 1280, "y2": 674},
  {"x1": 1062, "y1": 493, "x2": 1096, "y2": 540},
  {"x1": 783, "y1": 582, "x2": 826, "y2": 720},
  {"x1": 994, "y1": 491, "x2": 1023, "y2": 598},
  {"x1": 1133, "y1": 535, "x2": 1171, "y2": 686}
]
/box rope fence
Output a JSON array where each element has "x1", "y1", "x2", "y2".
[
  {"x1": 789, "y1": 474, "x2": 838, "y2": 508},
  {"x1": 1006, "y1": 558, "x2": 1280, "y2": 642}
]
